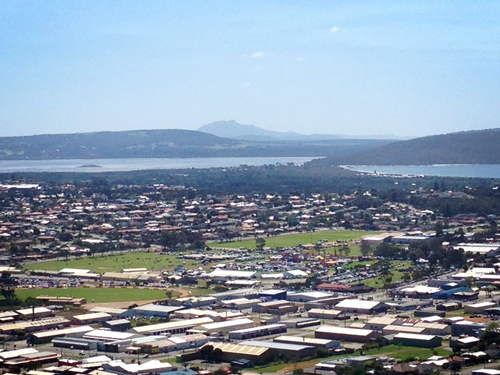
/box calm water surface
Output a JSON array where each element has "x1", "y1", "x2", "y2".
[{"x1": 0, "y1": 157, "x2": 319, "y2": 173}]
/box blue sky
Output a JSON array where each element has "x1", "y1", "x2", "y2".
[{"x1": 1, "y1": 1, "x2": 499, "y2": 137}]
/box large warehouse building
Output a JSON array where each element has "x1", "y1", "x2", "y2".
[
  {"x1": 315, "y1": 325, "x2": 381, "y2": 343},
  {"x1": 334, "y1": 299, "x2": 388, "y2": 314},
  {"x1": 393, "y1": 333, "x2": 442, "y2": 348}
]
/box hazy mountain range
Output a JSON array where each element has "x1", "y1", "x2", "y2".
[
  {"x1": 198, "y1": 120, "x2": 402, "y2": 141},
  {"x1": 0, "y1": 128, "x2": 392, "y2": 160},
  {"x1": 0, "y1": 121, "x2": 498, "y2": 165}
]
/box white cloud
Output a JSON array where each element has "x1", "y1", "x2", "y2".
[
  {"x1": 251, "y1": 51, "x2": 266, "y2": 58},
  {"x1": 330, "y1": 26, "x2": 340, "y2": 33}
]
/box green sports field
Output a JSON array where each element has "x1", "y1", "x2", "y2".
[
  {"x1": 15, "y1": 287, "x2": 172, "y2": 303},
  {"x1": 24, "y1": 252, "x2": 205, "y2": 273},
  {"x1": 213, "y1": 230, "x2": 377, "y2": 249},
  {"x1": 357, "y1": 260, "x2": 413, "y2": 288}
]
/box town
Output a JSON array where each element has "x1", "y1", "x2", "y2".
[{"x1": 0, "y1": 179, "x2": 499, "y2": 375}]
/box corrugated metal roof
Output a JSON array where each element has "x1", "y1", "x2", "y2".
[
  {"x1": 83, "y1": 330, "x2": 135, "y2": 341},
  {"x1": 33, "y1": 325, "x2": 94, "y2": 338},
  {"x1": 229, "y1": 324, "x2": 286, "y2": 334},
  {"x1": 204, "y1": 342, "x2": 268, "y2": 356},
  {"x1": 394, "y1": 333, "x2": 437, "y2": 341},
  {"x1": 239, "y1": 340, "x2": 314, "y2": 351},
  {"x1": 133, "y1": 317, "x2": 214, "y2": 334},
  {"x1": 335, "y1": 299, "x2": 382, "y2": 310},
  {"x1": 274, "y1": 336, "x2": 334, "y2": 345},
  {"x1": 315, "y1": 325, "x2": 374, "y2": 336},
  {"x1": 199, "y1": 318, "x2": 254, "y2": 330},
  {"x1": 73, "y1": 313, "x2": 111, "y2": 321}
]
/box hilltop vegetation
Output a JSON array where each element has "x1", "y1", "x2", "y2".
[
  {"x1": 0, "y1": 129, "x2": 236, "y2": 159},
  {"x1": 315, "y1": 128, "x2": 500, "y2": 166},
  {"x1": 0, "y1": 129, "x2": 392, "y2": 160}
]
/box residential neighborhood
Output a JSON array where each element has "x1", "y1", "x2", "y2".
[{"x1": 0, "y1": 181, "x2": 499, "y2": 375}]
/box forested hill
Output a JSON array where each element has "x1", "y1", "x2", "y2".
[
  {"x1": 0, "y1": 129, "x2": 393, "y2": 160},
  {"x1": 0, "y1": 130, "x2": 238, "y2": 159},
  {"x1": 313, "y1": 128, "x2": 500, "y2": 166}
]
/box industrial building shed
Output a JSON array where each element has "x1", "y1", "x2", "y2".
[
  {"x1": 103, "y1": 319, "x2": 132, "y2": 332},
  {"x1": 334, "y1": 299, "x2": 388, "y2": 314},
  {"x1": 133, "y1": 317, "x2": 214, "y2": 335},
  {"x1": 239, "y1": 340, "x2": 316, "y2": 359},
  {"x1": 393, "y1": 333, "x2": 442, "y2": 348},
  {"x1": 228, "y1": 324, "x2": 287, "y2": 340},
  {"x1": 124, "y1": 304, "x2": 184, "y2": 318},
  {"x1": 315, "y1": 325, "x2": 381, "y2": 343},
  {"x1": 464, "y1": 301, "x2": 497, "y2": 314},
  {"x1": 27, "y1": 325, "x2": 94, "y2": 345},
  {"x1": 72, "y1": 312, "x2": 112, "y2": 325},
  {"x1": 259, "y1": 289, "x2": 287, "y2": 300},
  {"x1": 201, "y1": 342, "x2": 272, "y2": 366},
  {"x1": 273, "y1": 335, "x2": 339, "y2": 349},
  {"x1": 308, "y1": 309, "x2": 342, "y2": 320},
  {"x1": 195, "y1": 318, "x2": 255, "y2": 336}
]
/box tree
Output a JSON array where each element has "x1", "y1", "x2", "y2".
[
  {"x1": 382, "y1": 274, "x2": 393, "y2": 288},
  {"x1": 165, "y1": 290, "x2": 173, "y2": 301},
  {"x1": 360, "y1": 243, "x2": 372, "y2": 257},
  {"x1": 481, "y1": 322, "x2": 500, "y2": 348},
  {"x1": 212, "y1": 348, "x2": 223, "y2": 363},
  {"x1": 255, "y1": 237, "x2": 266, "y2": 250},
  {"x1": 316, "y1": 348, "x2": 330, "y2": 358},
  {"x1": 402, "y1": 273, "x2": 411, "y2": 283},
  {"x1": 340, "y1": 244, "x2": 351, "y2": 257},
  {"x1": 60, "y1": 248, "x2": 70, "y2": 260},
  {"x1": 434, "y1": 222, "x2": 444, "y2": 237},
  {"x1": 200, "y1": 345, "x2": 214, "y2": 362},
  {"x1": 0, "y1": 272, "x2": 19, "y2": 305}
]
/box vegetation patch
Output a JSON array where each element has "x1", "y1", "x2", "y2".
[
  {"x1": 15, "y1": 287, "x2": 172, "y2": 303},
  {"x1": 24, "y1": 252, "x2": 204, "y2": 273},
  {"x1": 213, "y1": 230, "x2": 377, "y2": 249},
  {"x1": 363, "y1": 344, "x2": 451, "y2": 361}
]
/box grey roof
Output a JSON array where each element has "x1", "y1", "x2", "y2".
[
  {"x1": 132, "y1": 304, "x2": 184, "y2": 313},
  {"x1": 105, "y1": 319, "x2": 130, "y2": 325},
  {"x1": 239, "y1": 340, "x2": 315, "y2": 351}
]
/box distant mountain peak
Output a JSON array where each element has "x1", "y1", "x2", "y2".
[
  {"x1": 197, "y1": 120, "x2": 405, "y2": 141},
  {"x1": 198, "y1": 120, "x2": 338, "y2": 141}
]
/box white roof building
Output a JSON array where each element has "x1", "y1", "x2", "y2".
[
  {"x1": 399, "y1": 285, "x2": 441, "y2": 294},
  {"x1": 206, "y1": 269, "x2": 257, "y2": 279},
  {"x1": 133, "y1": 317, "x2": 214, "y2": 335},
  {"x1": 0, "y1": 348, "x2": 38, "y2": 360},
  {"x1": 334, "y1": 299, "x2": 386, "y2": 313},
  {"x1": 103, "y1": 359, "x2": 172, "y2": 375},
  {"x1": 453, "y1": 244, "x2": 500, "y2": 257},
  {"x1": 196, "y1": 318, "x2": 255, "y2": 335},
  {"x1": 83, "y1": 330, "x2": 136, "y2": 342}
]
